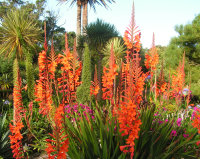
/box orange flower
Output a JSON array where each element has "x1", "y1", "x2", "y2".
[
  {"x1": 190, "y1": 104, "x2": 195, "y2": 107},
  {"x1": 192, "y1": 109, "x2": 200, "y2": 134},
  {"x1": 145, "y1": 33, "x2": 159, "y2": 71}
]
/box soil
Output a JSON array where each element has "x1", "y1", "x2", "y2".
[{"x1": 29, "y1": 153, "x2": 48, "y2": 159}]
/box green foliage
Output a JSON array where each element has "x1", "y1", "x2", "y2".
[
  {"x1": 0, "y1": 53, "x2": 15, "y2": 75},
  {"x1": 77, "y1": 34, "x2": 86, "y2": 59},
  {"x1": 0, "y1": 113, "x2": 13, "y2": 159},
  {"x1": 0, "y1": 73, "x2": 13, "y2": 90},
  {"x1": 77, "y1": 43, "x2": 91, "y2": 104},
  {"x1": 133, "y1": 105, "x2": 199, "y2": 159},
  {"x1": 139, "y1": 45, "x2": 149, "y2": 73},
  {"x1": 65, "y1": 104, "x2": 126, "y2": 159}
]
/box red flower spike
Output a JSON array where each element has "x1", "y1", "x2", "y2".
[
  {"x1": 118, "y1": 2, "x2": 145, "y2": 158},
  {"x1": 145, "y1": 33, "x2": 159, "y2": 71}
]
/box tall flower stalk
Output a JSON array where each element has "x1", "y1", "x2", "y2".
[
  {"x1": 170, "y1": 53, "x2": 185, "y2": 109},
  {"x1": 34, "y1": 25, "x2": 72, "y2": 158},
  {"x1": 102, "y1": 43, "x2": 118, "y2": 112},
  {"x1": 117, "y1": 2, "x2": 145, "y2": 158},
  {"x1": 9, "y1": 58, "x2": 25, "y2": 159},
  {"x1": 145, "y1": 33, "x2": 159, "y2": 101}
]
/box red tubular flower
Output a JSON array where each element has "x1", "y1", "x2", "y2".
[
  {"x1": 45, "y1": 104, "x2": 69, "y2": 158},
  {"x1": 9, "y1": 69, "x2": 25, "y2": 159},
  {"x1": 117, "y1": 3, "x2": 145, "y2": 157},
  {"x1": 102, "y1": 43, "x2": 118, "y2": 105},
  {"x1": 145, "y1": 33, "x2": 159, "y2": 72}
]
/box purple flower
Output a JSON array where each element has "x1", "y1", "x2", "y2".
[
  {"x1": 171, "y1": 130, "x2": 177, "y2": 138},
  {"x1": 177, "y1": 118, "x2": 182, "y2": 127},
  {"x1": 147, "y1": 75, "x2": 151, "y2": 79},
  {"x1": 153, "y1": 112, "x2": 158, "y2": 116},
  {"x1": 158, "y1": 121, "x2": 163, "y2": 124},
  {"x1": 4, "y1": 100, "x2": 10, "y2": 105},
  {"x1": 183, "y1": 134, "x2": 189, "y2": 138},
  {"x1": 145, "y1": 75, "x2": 151, "y2": 82},
  {"x1": 163, "y1": 107, "x2": 167, "y2": 111},
  {"x1": 182, "y1": 88, "x2": 189, "y2": 96}
]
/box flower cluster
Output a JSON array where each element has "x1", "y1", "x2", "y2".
[
  {"x1": 45, "y1": 104, "x2": 69, "y2": 159},
  {"x1": 177, "y1": 118, "x2": 182, "y2": 127},
  {"x1": 144, "y1": 33, "x2": 159, "y2": 71},
  {"x1": 102, "y1": 44, "x2": 118, "y2": 109},
  {"x1": 4, "y1": 100, "x2": 10, "y2": 105},
  {"x1": 171, "y1": 130, "x2": 177, "y2": 138},
  {"x1": 64, "y1": 104, "x2": 94, "y2": 120}
]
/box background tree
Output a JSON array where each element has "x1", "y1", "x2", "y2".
[
  {"x1": 163, "y1": 14, "x2": 200, "y2": 99},
  {"x1": 0, "y1": 0, "x2": 24, "y2": 20},
  {"x1": 84, "y1": 18, "x2": 119, "y2": 100}
]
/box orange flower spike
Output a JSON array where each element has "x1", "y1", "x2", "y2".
[
  {"x1": 102, "y1": 43, "x2": 118, "y2": 102},
  {"x1": 170, "y1": 54, "x2": 185, "y2": 101},
  {"x1": 118, "y1": 2, "x2": 146, "y2": 158},
  {"x1": 145, "y1": 33, "x2": 159, "y2": 71},
  {"x1": 192, "y1": 109, "x2": 200, "y2": 134},
  {"x1": 45, "y1": 104, "x2": 69, "y2": 158}
]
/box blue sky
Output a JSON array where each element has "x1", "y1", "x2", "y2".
[{"x1": 32, "y1": 0, "x2": 200, "y2": 48}]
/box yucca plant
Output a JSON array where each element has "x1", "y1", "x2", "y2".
[
  {"x1": 0, "y1": 8, "x2": 41, "y2": 101},
  {"x1": 0, "y1": 113, "x2": 13, "y2": 159}
]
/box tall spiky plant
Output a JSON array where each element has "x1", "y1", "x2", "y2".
[
  {"x1": 90, "y1": 65, "x2": 99, "y2": 100},
  {"x1": 77, "y1": 43, "x2": 91, "y2": 104},
  {"x1": 26, "y1": 51, "x2": 35, "y2": 100}
]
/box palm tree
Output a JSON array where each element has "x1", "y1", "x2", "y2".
[
  {"x1": 0, "y1": 9, "x2": 41, "y2": 101},
  {"x1": 84, "y1": 18, "x2": 119, "y2": 100},
  {"x1": 57, "y1": 0, "x2": 115, "y2": 37},
  {"x1": 0, "y1": 9, "x2": 41, "y2": 60}
]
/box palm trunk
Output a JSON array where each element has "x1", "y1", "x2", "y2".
[
  {"x1": 82, "y1": 1, "x2": 88, "y2": 35},
  {"x1": 76, "y1": 1, "x2": 82, "y2": 44}
]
